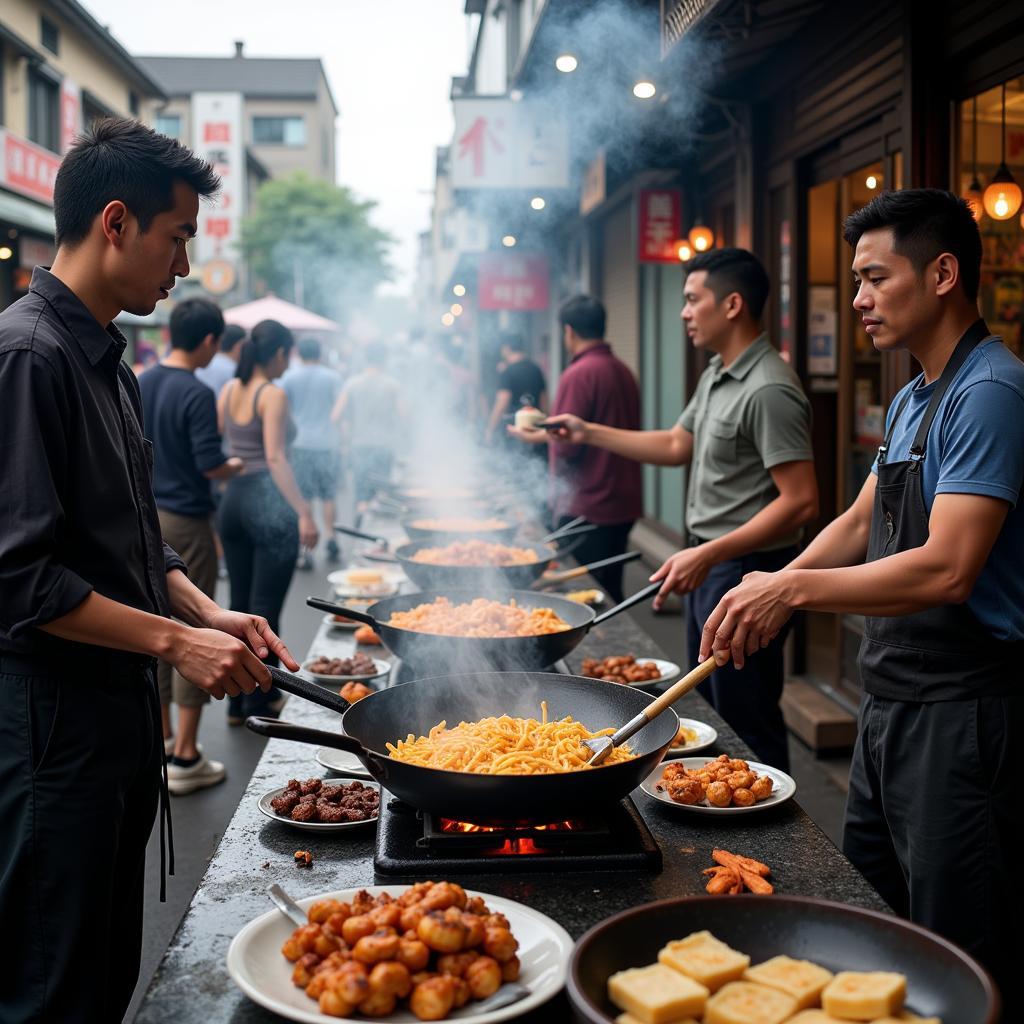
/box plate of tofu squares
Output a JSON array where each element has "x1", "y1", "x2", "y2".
[{"x1": 566, "y1": 894, "x2": 998, "y2": 1024}]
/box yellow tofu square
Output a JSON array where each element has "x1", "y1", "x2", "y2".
[
  {"x1": 608, "y1": 963, "x2": 709, "y2": 1023},
  {"x1": 786, "y1": 1013, "x2": 848, "y2": 1023},
  {"x1": 658, "y1": 930, "x2": 751, "y2": 992},
  {"x1": 821, "y1": 972, "x2": 907, "y2": 1020},
  {"x1": 743, "y1": 955, "x2": 834, "y2": 1009},
  {"x1": 615, "y1": 1015, "x2": 699, "y2": 1024},
  {"x1": 703, "y1": 980, "x2": 798, "y2": 1024}
]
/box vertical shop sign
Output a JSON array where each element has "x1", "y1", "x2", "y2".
[
  {"x1": 807, "y1": 285, "x2": 837, "y2": 375},
  {"x1": 191, "y1": 92, "x2": 243, "y2": 272},
  {"x1": 60, "y1": 79, "x2": 81, "y2": 154},
  {"x1": 778, "y1": 219, "x2": 794, "y2": 363},
  {"x1": 478, "y1": 252, "x2": 549, "y2": 311},
  {"x1": 637, "y1": 190, "x2": 681, "y2": 262}
]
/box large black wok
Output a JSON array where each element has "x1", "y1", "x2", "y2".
[
  {"x1": 307, "y1": 582, "x2": 661, "y2": 673},
  {"x1": 400, "y1": 514, "x2": 519, "y2": 545},
  {"x1": 249, "y1": 669, "x2": 679, "y2": 823}
]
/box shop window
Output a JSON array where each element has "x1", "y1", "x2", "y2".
[
  {"x1": 40, "y1": 16, "x2": 59, "y2": 55},
  {"x1": 958, "y1": 77, "x2": 1024, "y2": 356},
  {"x1": 27, "y1": 69, "x2": 60, "y2": 153},
  {"x1": 155, "y1": 114, "x2": 182, "y2": 139},
  {"x1": 129, "y1": 91, "x2": 139, "y2": 117},
  {"x1": 253, "y1": 116, "x2": 306, "y2": 146}
]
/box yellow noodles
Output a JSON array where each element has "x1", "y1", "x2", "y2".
[
  {"x1": 386, "y1": 596, "x2": 571, "y2": 637},
  {"x1": 411, "y1": 517, "x2": 508, "y2": 531},
  {"x1": 386, "y1": 704, "x2": 635, "y2": 774},
  {"x1": 410, "y1": 540, "x2": 539, "y2": 567}
]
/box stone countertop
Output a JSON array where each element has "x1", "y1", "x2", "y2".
[{"x1": 136, "y1": 563, "x2": 884, "y2": 1023}]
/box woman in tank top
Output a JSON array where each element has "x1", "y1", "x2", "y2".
[{"x1": 217, "y1": 319, "x2": 318, "y2": 721}]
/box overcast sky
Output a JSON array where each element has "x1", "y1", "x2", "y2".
[{"x1": 83, "y1": 0, "x2": 470, "y2": 294}]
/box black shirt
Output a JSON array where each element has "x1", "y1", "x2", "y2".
[
  {"x1": 498, "y1": 357, "x2": 546, "y2": 409},
  {"x1": 139, "y1": 363, "x2": 226, "y2": 517},
  {"x1": 0, "y1": 268, "x2": 185, "y2": 660}
]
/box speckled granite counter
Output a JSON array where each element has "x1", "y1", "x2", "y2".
[{"x1": 136, "y1": 556, "x2": 885, "y2": 1022}]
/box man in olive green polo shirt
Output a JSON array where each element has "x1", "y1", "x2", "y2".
[{"x1": 543, "y1": 248, "x2": 818, "y2": 769}]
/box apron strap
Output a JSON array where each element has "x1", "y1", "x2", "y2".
[{"x1": 908, "y1": 319, "x2": 992, "y2": 462}]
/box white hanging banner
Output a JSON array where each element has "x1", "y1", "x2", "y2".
[{"x1": 191, "y1": 92, "x2": 243, "y2": 268}]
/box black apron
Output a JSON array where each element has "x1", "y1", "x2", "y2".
[
  {"x1": 843, "y1": 320, "x2": 1024, "y2": 1005},
  {"x1": 859, "y1": 319, "x2": 1021, "y2": 697}
]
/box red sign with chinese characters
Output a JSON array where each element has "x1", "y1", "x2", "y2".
[
  {"x1": 478, "y1": 252, "x2": 549, "y2": 311},
  {"x1": 1, "y1": 130, "x2": 61, "y2": 204},
  {"x1": 637, "y1": 189, "x2": 681, "y2": 262},
  {"x1": 204, "y1": 122, "x2": 232, "y2": 143}
]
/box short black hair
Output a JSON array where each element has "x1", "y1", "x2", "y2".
[
  {"x1": 684, "y1": 248, "x2": 770, "y2": 320},
  {"x1": 219, "y1": 324, "x2": 246, "y2": 353},
  {"x1": 236, "y1": 319, "x2": 294, "y2": 384},
  {"x1": 499, "y1": 331, "x2": 526, "y2": 353},
  {"x1": 842, "y1": 189, "x2": 982, "y2": 302},
  {"x1": 54, "y1": 117, "x2": 220, "y2": 248},
  {"x1": 298, "y1": 337, "x2": 321, "y2": 361},
  {"x1": 559, "y1": 295, "x2": 606, "y2": 340},
  {"x1": 169, "y1": 297, "x2": 224, "y2": 352}
]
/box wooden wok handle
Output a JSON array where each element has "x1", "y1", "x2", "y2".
[
  {"x1": 306, "y1": 597, "x2": 378, "y2": 629},
  {"x1": 540, "y1": 549, "x2": 642, "y2": 584},
  {"x1": 644, "y1": 657, "x2": 719, "y2": 720}
]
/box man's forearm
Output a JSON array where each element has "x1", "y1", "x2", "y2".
[
  {"x1": 703, "y1": 492, "x2": 816, "y2": 564},
  {"x1": 785, "y1": 508, "x2": 871, "y2": 571},
  {"x1": 39, "y1": 591, "x2": 185, "y2": 659},
  {"x1": 586, "y1": 423, "x2": 685, "y2": 465},
  {"x1": 166, "y1": 567, "x2": 220, "y2": 627}
]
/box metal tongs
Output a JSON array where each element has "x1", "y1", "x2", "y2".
[{"x1": 582, "y1": 657, "x2": 720, "y2": 766}]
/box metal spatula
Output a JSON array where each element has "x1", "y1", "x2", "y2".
[{"x1": 582, "y1": 657, "x2": 719, "y2": 766}]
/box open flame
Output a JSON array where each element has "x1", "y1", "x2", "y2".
[{"x1": 438, "y1": 819, "x2": 584, "y2": 855}]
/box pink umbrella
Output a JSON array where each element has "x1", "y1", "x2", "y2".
[{"x1": 222, "y1": 294, "x2": 340, "y2": 333}]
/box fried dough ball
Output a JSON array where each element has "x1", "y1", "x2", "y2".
[
  {"x1": 417, "y1": 910, "x2": 468, "y2": 953},
  {"x1": 461, "y1": 911, "x2": 485, "y2": 949},
  {"x1": 732, "y1": 787, "x2": 756, "y2": 807},
  {"x1": 318, "y1": 987, "x2": 356, "y2": 1018},
  {"x1": 482, "y1": 912, "x2": 510, "y2": 930},
  {"x1": 482, "y1": 925, "x2": 518, "y2": 963},
  {"x1": 464, "y1": 895, "x2": 488, "y2": 916},
  {"x1": 291, "y1": 952, "x2": 320, "y2": 988},
  {"x1": 397, "y1": 881, "x2": 433, "y2": 905},
  {"x1": 358, "y1": 988, "x2": 397, "y2": 1017},
  {"x1": 325, "y1": 910, "x2": 352, "y2": 936},
  {"x1": 410, "y1": 975, "x2": 457, "y2": 1021},
  {"x1": 400, "y1": 904, "x2": 426, "y2": 933},
  {"x1": 728, "y1": 757, "x2": 749, "y2": 771},
  {"x1": 465, "y1": 955, "x2": 502, "y2": 999},
  {"x1": 726, "y1": 771, "x2": 757, "y2": 790},
  {"x1": 436, "y1": 951, "x2": 478, "y2": 977},
  {"x1": 352, "y1": 927, "x2": 400, "y2": 964},
  {"x1": 299, "y1": 778, "x2": 322, "y2": 796},
  {"x1": 660, "y1": 761, "x2": 690, "y2": 783},
  {"x1": 308, "y1": 898, "x2": 347, "y2": 924},
  {"x1": 282, "y1": 923, "x2": 321, "y2": 960},
  {"x1": 369, "y1": 902, "x2": 402, "y2": 929},
  {"x1": 751, "y1": 774, "x2": 774, "y2": 801},
  {"x1": 665, "y1": 777, "x2": 704, "y2": 805},
  {"x1": 706, "y1": 780, "x2": 733, "y2": 807},
  {"x1": 368, "y1": 960, "x2": 412, "y2": 999},
  {"x1": 501, "y1": 955, "x2": 521, "y2": 982},
  {"x1": 397, "y1": 933, "x2": 431, "y2": 972},
  {"x1": 420, "y1": 881, "x2": 467, "y2": 912},
  {"x1": 341, "y1": 913, "x2": 376, "y2": 946},
  {"x1": 329, "y1": 960, "x2": 370, "y2": 1006},
  {"x1": 451, "y1": 976, "x2": 471, "y2": 1009},
  {"x1": 351, "y1": 889, "x2": 379, "y2": 915},
  {"x1": 313, "y1": 928, "x2": 344, "y2": 957}
]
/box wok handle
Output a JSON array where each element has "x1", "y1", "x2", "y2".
[
  {"x1": 539, "y1": 549, "x2": 642, "y2": 585},
  {"x1": 306, "y1": 597, "x2": 378, "y2": 629},
  {"x1": 608, "y1": 658, "x2": 719, "y2": 748},
  {"x1": 245, "y1": 717, "x2": 390, "y2": 778},
  {"x1": 540, "y1": 514, "x2": 586, "y2": 542},
  {"x1": 591, "y1": 580, "x2": 662, "y2": 627},
  {"x1": 334, "y1": 523, "x2": 389, "y2": 546},
  {"x1": 269, "y1": 666, "x2": 351, "y2": 715}
]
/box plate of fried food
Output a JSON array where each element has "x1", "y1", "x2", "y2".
[
  {"x1": 580, "y1": 654, "x2": 680, "y2": 691},
  {"x1": 258, "y1": 777, "x2": 381, "y2": 833},
  {"x1": 664, "y1": 718, "x2": 718, "y2": 757},
  {"x1": 226, "y1": 882, "x2": 574, "y2": 1023},
  {"x1": 640, "y1": 754, "x2": 796, "y2": 815},
  {"x1": 302, "y1": 654, "x2": 390, "y2": 684},
  {"x1": 327, "y1": 568, "x2": 400, "y2": 599},
  {"x1": 322, "y1": 611, "x2": 366, "y2": 632}
]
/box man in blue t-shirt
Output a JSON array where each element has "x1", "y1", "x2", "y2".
[
  {"x1": 699, "y1": 190, "x2": 1023, "y2": 1006},
  {"x1": 140, "y1": 298, "x2": 243, "y2": 794}
]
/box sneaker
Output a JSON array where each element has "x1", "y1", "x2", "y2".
[
  {"x1": 164, "y1": 735, "x2": 175, "y2": 757},
  {"x1": 167, "y1": 755, "x2": 226, "y2": 795},
  {"x1": 296, "y1": 552, "x2": 314, "y2": 571},
  {"x1": 326, "y1": 539, "x2": 340, "y2": 563}
]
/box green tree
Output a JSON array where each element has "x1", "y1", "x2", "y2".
[{"x1": 239, "y1": 173, "x2": 392, "y2": 322}]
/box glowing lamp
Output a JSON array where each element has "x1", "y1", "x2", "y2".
[
  {"x1": 450, "y1": 303, "x2": 463, "y2": 316},
  {"x1": 983, "y1": 165, "x2": 1022, "y2": 221},
  {"x1": 555, "y1": 54, "x2": 578, "y2": 73},
  {"x1": 689, "y1": 225, "x2": 714, "y2": 252},
  {"x1": 453, "y1": 283, "x2": 466, "y2": 297},
  {"x1": 633, "y1": 80, "x2": 656, "y2": 100},
  {"x1": 530, "y1": 196, "x2": 546, "y2": 210},
  {"x1": 676, "y1": 240, "x2": 693, "y2": 262},
  {"x1": 441, "y1": 313, "x2": 455, "y2": 327},
  {"x1": 501, "y1": 235, "x2": 517, "y2": 247}
]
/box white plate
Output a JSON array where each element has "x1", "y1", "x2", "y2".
[
  {"x1": 560, "y1": 589, "x2": 606, "y2": 606},
  {"x1": 664, "y1": 718, "x2": 718, "y2": 757},
  {"x1": 301, "y1": 658, "x2": 390, "y2": 683},
  {"x1": 257, "y1": 781, "x2": 380, "y2": 833},
  {"x1": 322, "y1": 612, "x2": 361, "y2": 632},
  {"x1": 314, "y1": 747, "x2": 372, "y2": 779},
  {"x1": 226, "y1": 885, "x2": 573, "y2": 1024},
  {"x1": 640, "y1": 756, "x2": 796, "y2": 815},
  {"x1": 327, "y1": 569, "x2": 399, "y2": 598},
  {"x1": 582, "y1": 656, "x2": 680, "y2": 691}
]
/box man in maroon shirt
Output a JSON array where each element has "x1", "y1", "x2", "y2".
[{"x1": 510, "y1": 295, "x2": 641, "y2": 600}]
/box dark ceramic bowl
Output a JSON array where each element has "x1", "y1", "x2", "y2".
[{"x1": 567, "y1": 894, "x2": 1000, "y2": 1024}]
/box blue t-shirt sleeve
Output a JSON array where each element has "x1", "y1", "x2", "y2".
[
  {"x1": 935, "y1": 380, "x2": 1024, "y2": 507},
  {"x1": 187, "y1": 384, "x2": 227, "y2": 474}
]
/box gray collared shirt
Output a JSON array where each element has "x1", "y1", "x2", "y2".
[{"x1": 679, "y1": 334, "x2": 813, "y2": 549}]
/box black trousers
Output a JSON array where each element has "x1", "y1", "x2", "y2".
[
  {"x1": 0, "y1": 659, "x2": 160, "y2": 1023},
  {"x1": 844, "y1": 693, "x2": 1023, "y2": 1012},
  {"x1": 557, "y1": 517, "x2": 635, "y2": 603},
  {"x1": 218, "y1": 472, "x2": 298, "y2": 715},
  {"x1": 686, "y1": 547, "x2": 797, "y2": 772}
]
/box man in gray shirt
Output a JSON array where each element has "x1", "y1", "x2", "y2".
[{"x1": 544, "y1": 249, "x2": 818, "y2": 769}]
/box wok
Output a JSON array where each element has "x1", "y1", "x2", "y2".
[
  {"x1": 400, "y1": 514, "x2": 519, "y2": 545},
  {"x1": 307, "y1": 582, "x2": 661, "y2": 673},
  {"x1": 568, "y1": 894, "x2": 999, "y2": 1024},
  {"x1": 394, "y1": 541, "x2": 638, "y2": 592},
  {"x1": 248, "y1": 669, "x2": 679, "y2": 823}
]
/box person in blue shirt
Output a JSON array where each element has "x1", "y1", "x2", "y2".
[
  {"x1": 140, "y1": 298, "x2": 244, "y2": 794},
  {"x1": 700, "y1": 189, "x2": 1023, "y2": 1006},
  {"x1": 195, "y1": 322, "x2": 246, "y2": 400}
]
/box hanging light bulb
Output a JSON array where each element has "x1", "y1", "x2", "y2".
[
  {"x1": 689, "y1": 224, "x2": 714, "y2": 252},
  {"x1": 961, "y1": 96, "x2": 985, "y2": 221},
  {"x1": 441, "y1": 312, "x2": 455, "y2": 327},
  {"x1": 676, "y1": 239, "x2": 693, "y2": 262},
  {"x1": 555, "y1": 53, "x2": 578, "y2": 73},
  {"x1": 452, "y1": 283, "x2": 466, "y2": 297},
  {"x1": 530, "y1": 196, "x2": 546, "y2": 211},
  {"x1": 632, "y1": 79, "x2": 656, "y2": 100},
  {"x1": 983, "y1": 84, "x2": 1023, "y2": 221},
  {"x1": 450, "y1": 303, "x2": 464, "y2": 316},
  {"x1": 501, "y1": 234, "x2": 517, "y2": 247}
]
